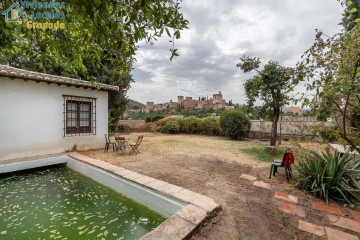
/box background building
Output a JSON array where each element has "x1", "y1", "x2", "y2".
[{"x1": 142, "y1": 91, "x2": 229, "y2": 112}]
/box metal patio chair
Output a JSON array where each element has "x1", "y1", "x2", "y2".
[
  {"x1": 104, "y1": 134, "x2": 116, "y2": 152},
  {"x1": 129, "y1": 135, "x2": 143, "y2": 155},
  {"x1": 269, "y1": 148, "x2": 294, "y2": 182}
]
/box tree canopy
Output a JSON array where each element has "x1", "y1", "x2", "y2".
[
  {"x1": 0, "y1": 0, "x2": 189, "y2": 129},
  {"x1": 340, "y1": 0, "x2": 360, "y2": 30},
  {"x1": 298, "y1": 1, "x2": 360, "y2": 153},
  {"x1": 0, "y1": 0, "x2": 188, "y2": 73},
  {"x1": 237, "y1": 56, "x2": 297, "y2": 146}
]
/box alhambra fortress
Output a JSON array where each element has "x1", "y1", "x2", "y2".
[{"x1": 142, "y1": 91, "x2": 233, "y2": 113}]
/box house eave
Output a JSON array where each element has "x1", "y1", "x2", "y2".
[{"x1": 0, "y1": 65, "x2": 119, "y2": 92}]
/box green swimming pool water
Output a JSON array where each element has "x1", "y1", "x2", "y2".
[{"x1": 0, "y1": 165, "x2": 166, "y2": 240}]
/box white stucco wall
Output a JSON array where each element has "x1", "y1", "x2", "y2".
[{"x1": 0, "y1": 77, "x2": 109, "y2": 161}]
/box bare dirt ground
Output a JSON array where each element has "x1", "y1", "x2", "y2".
[{"x1": 81, "y1": 133, "x2": 335, "y2": 240}]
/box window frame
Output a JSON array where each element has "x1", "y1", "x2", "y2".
[{"x1": 63, "y1": 95, "x2": 96, "y2": 137}]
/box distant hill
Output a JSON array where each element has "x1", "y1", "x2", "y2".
[{"x1": 128, "y1": 99, "x2": 145, "y2": 110}]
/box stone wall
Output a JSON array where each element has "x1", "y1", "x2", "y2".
[
  {"x1": 249, "y1": 120, "x2": 334, "y2": 140},
  {"x1": 119, "y1": 120, "x2": 146, "y2": 129}
]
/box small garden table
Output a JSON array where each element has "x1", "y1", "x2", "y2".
[{"x1": 115, "y1": 136, "x2": 130, "y2": 152}]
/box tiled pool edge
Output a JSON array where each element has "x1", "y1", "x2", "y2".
[{"x1": 67, "y1": 152, "x2": 221, "y2": 240}]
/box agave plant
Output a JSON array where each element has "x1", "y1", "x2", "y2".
[{"x1": 296, "y1": 150, "x2": 360, "y2": 204}]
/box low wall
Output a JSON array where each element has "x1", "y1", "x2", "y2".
[
  {"x1": 249, "y1": 120, "x2": 333, "y2": 140},
  {"x1": 119, "y1": 120, "x2": 146, "y2": 129}
]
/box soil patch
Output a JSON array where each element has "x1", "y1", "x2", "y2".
[{"x1": 81, "y1": 133, "x2": 336, "y2": 240}]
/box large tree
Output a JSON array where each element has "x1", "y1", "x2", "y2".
[
  {"x1": 341, "y1": 0, "x2": 360, "y2": 30},
  {"x1": 298, "y1": 1, "x2": 360, "y2": 153},
  {"x1": 237, "y1": 56, "x2": 297, "y2": 146},
  {"x1": 0, "y1": 0, "x2": 189, "y2": 129}
]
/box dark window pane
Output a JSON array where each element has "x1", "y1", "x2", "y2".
[{"x1": 65, "y1": 98, "x2": 94, "y2": 135}]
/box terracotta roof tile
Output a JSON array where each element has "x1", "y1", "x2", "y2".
[{"x1": 0, "y1": 65, "x2": 119, "y2": 92}]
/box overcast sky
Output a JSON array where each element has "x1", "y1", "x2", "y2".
[{"x1": 128, "y1": 0, "x2": 344, "y2": 105}]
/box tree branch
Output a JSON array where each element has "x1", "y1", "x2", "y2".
[
  {"x1": 347, "y1": 101, "x2": 360, "y2": 109},
  {"x1": 342, "y1": 58, "x2": 359, "y2": 147}
]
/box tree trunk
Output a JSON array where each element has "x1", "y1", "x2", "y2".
[
  {"x1": 278, "y1": 110, "x2": 283, "y2": 145},
  {"x1": 270, "y1": 108, "x2": 280, "y2": 146}
]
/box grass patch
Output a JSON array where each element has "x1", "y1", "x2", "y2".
[{"x1": 241, "y1": 145, "x2": 288, "y2": 162}]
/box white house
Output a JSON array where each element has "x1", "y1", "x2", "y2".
[{"x1": 0, "y1": 65, "x2": 119, "y2": 161}]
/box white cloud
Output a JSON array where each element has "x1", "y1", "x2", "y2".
[{"x1": 128, "y1": 0, "x2": 344, "y2": 105}]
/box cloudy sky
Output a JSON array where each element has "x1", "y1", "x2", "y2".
[{"x1": 128, "y1": 0, "x2": 344, "y2": 105}]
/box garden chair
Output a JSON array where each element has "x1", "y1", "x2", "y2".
[
  {"x1": 104, "y1": 134, "x2": 116, "y2": 152},
  {"x1": 129, "y1": 135, "x2": 143, "y2": 155},
  {"x1": 269, "y1": 148, "x2": 294, "y2": 182}
]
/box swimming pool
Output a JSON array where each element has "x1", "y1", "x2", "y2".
[
  {"x1": 0, "y1": 156, "x2": 186, "y2": 239},
  {"x1": 0, "y1": 154, "x2": 220, "y2": 239}
]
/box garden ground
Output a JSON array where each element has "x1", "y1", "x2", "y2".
[{"x1": 82, "y1": 133, "x2": 359, "y2": 240}]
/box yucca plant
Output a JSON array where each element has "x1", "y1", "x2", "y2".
[{"x1": 296, "y1": 150, "x2": 360, "y2": 204}]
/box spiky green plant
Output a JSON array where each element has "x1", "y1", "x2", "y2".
[{"x1": 296, "y1": 150, "x2": 360, "y2": 204}]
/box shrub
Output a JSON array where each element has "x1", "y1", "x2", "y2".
[
  {"x1": 153, "y1": 116, "x2": 222, "y2": 136},
  {"x1": 219, "y1": 109, "x2": 250, "y2": 140},
  {"x1": 296, "y1": 150, "x2": 360, "y2": 204},
  {"x1": 157, "y1": 120, "x2": 180, "y2": 134},
  {"x1": 117, "y1": 124, "x2": 131, "y2": 133},
  {"x1": 136, "y1": 122, "x2": 154, "y2": 132},
  {"x1": 145, "y1": 114, "x2": 165, "y2": 123},
  {"x1": 180, "y1": 116, "x2": 203, "y2": 134},
  {"x1": 201, "y1": 117, "x2": 222, "y2": 135},
  {"x1": 177, "y1": 118, "x2": 186, "y2": 132}
]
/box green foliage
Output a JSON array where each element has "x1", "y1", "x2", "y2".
[
  {"x1": 153, "y1": 116, "x2": 222, "y2": 136},
  {"x1": 316, "y1": 98, "x2": 334, "y2": 122},
  {"x1": 340, "y1": 0, "x2": 360, "y2": 30},
  {"x1": 178, "y1": 116, "x2": 202, "y2": 134},
  {"x1": 219, "y1": 109, "x2": 250, "y2": 140},
  {"x1": 0, "y1": 0, "x2": 189, "y2": 71},
  {"x1": 234, "y1": 104, "x2": 273, "y2": 120},
  {"x1": 157, "y1": 119, "x2": 180, "y2": 134},
  {"x1": 298, "y1": 24, "x2": 360, "y2": 153},
  {"x1": 108, "y1": 110, "x2": 121, "y2": 134},
  {"x1": 301, "y1": 109, "x2": 316, "y2": 117},
  {"x1": 237, "y1": 56, "x2": 296, "y2": 109},
  {"x1": 237, "y1": 56, "x2": 298, "y2": 145},
  {"x1": 117, "y1": 123, "x2": 131, "y2": 133},
  {"x1": 0, "y1": 0, "x2": 189, "y2": 129},
  {"x1": 201, "y1": 117, "x2": 222, "y2": 135},
  {"x1": 136, "y1": 122, "x2": 155, "y2": 132},
  {"x1": 350, "y1": 107, "x2": 360, "y2": 129},
  {"x1": 145, "y1": 114, "x2": 165, "y2": 123},
  {"x1": 241, "y1": 146, "x2": 289, "y2": 162},
  {"x1": 312, "y1": 125, "x2": 341, "y2": 142},
  {"x1": 127, "y1": 111, "x2": 164, "y2": 122},
  {"x1": 296, "y1": 150, "x2": 360, "y2": 204},
  {"x1": 179, "y1": 108, "x2": 224, "y2": 118},
  {"x1": 177, "y1": 116, "x2": 222, "y2": 135},
  {"x1": 104, "y1": 72, "x2": 133, "y2": 128}
]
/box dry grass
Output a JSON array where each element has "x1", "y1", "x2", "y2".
[
  {"x1": 84, "y1": 133, "x2": 329, "y2": 167},
  {"x1": 83, "y1": 132, "x2": 270, "y2": 168}
]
